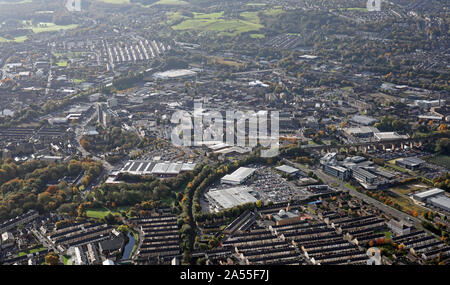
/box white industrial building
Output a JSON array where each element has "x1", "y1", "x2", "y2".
[
  {"x1": 275, "y1": 165, "x2": 300, "y2": 176},
  {"x1": 206, "y1": 186, "x2": 258, "y2": 211},
  {"x1": 413, "y1": 188, "x2": 445, "y2": 202},
  {"x1": 119, "y1": 160, "x2": 196, "y2": 177},
  {"x1": 374, "y1": 132, "x2": 409, "y2": 142},
  {"x1": 221, "y1": 167, "x2": 256, "y2": 185},
  {"x1": 427, "y1": 196, "x2": 450, "y2": 212},
  {"x1": 153, "y1": 69, "x2": 197, "y2": 80}
]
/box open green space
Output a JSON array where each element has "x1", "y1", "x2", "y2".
[
  {"x1": 381, "y1": 191, "x2": 428, "y2": 217},
  {"x1": 390, "y1": 183, "x2": 429, "y2": 196},
  {"x1": 30, "y1": 23, "x2": 78, "y2": 34},
  {"x1": 172, "y1": 11, "x2": 264, "y2": 37},
  {"x1": 250, "y1": 33, "x2": 264, "y2": 39},
  {"x1": 86, "y1": 206, "x2": 130, "y2": 219},
  {"x1": 56, "y1": 61, "x2": 68, "y2": 67},
  {"x1": 346, "y1": 7, "x2": 368, "y2": 12},
  {"x1": 18, "y1": 247, "x2": 46, "y2": 257},
  {"x1": 63, "y1": 255, "x2": 73, "y2": 265},
  {"x1": 86, "y1": 208, "x2": 118, "y2": 219},
  {"x1": 0, "y1": 36, "x2": 28, "y2": 43}
]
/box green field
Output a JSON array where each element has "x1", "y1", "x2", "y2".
[
  {"x1": 56, "y1": 61, "x2": 68, "y2": 67},
  {"x1": 30, "y1": 23, "x2": 78, "y2": 34},
  {"x1": 427, "y1": 154, "x2": 450, "y2": 169},
  {"x1": 86, "y1": 209, "x2": 117, "y2": 219},
  {"x1": 250, "y1": 33, "x2": 264, "y2": 39},
  {"x1": 346, "y1": 7, "x2": 368, "y2": 12},
  {"x1": 86, "y1": 206, "x2": 130, "y2": 219},
  {"x1": 172, "y1": 11, "x2": 264, "y2": 36},
  {"x1": 0, "y1": 36, "x2": 28, "y2": 43},
  {"x1": 63, "y1": 255, "x2": 73, "y2": 265}
]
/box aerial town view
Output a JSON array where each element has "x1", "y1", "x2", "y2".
[{"x1": 0, "y1": 0, "x2": 449, "y2": 274}]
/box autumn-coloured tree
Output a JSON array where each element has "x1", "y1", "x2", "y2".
[
  {"x1": 45, "y1": 252, "x2": 59, "y2": 265},
  {"x1": 438, "y1": 124, "x2": 447, "y2": 131}
]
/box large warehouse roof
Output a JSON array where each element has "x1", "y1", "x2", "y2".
[
  {"x1": 413, "y1": 188, "x2": 445, "y2": 200},
  {"x1": 120, "y1": 160, "x2": 197, "y2": 176},
  {"x1": 153, "y1": 69, "x2": 197, "y2": 80},
  {"x1": 206, "y1": 186, "x2": 258, "y2": 210},
  {"x1": 221, "y1": 167, "x2": 256, "y2": 185},
  {"x1": 275, "y1": 165, "x2": 299, "y2": 175},
  {"x1": 374, "y1": 132, "x2": 409, "y2": 141},
  {"x1": 428, "y1": 196, "x2": 450, "y2": 212}
]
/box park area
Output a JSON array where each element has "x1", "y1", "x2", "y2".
[
  {"x1": 86, "y1": 206, "x2": 130, "y2": 219},
  {"x1": 170, "y1": 9, "x2": 282, "y2": 37}
]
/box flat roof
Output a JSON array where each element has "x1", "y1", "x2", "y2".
[
  {"x1": 345, "y1": 126, "x2": 379, "y2": 134},
  {"x1": 414, "y1": 188, "x2": 445, "y2": 199},
  {"x1": 328, "y1": 165, "x2": 348, "y2": 173},
  {"x1": 399, "y1": 157, "x2": 425, "y2": 166},
  {"x1": 206, "y1": 186, "x2": 258, "y2": 209},
  {"x1": 166, "y1": 163, "x2": 183, "y2": 174},
  {"x1": 120, "y1": 160, "x2": 196, "y2": 175},
  {"x1": 214, "y1": 146, "x2": 252, "y2": 155},
  {"x1": 151, "y1": 162, "x2": 171, "y2": 174},
  {"x1": 275, "y1": 165, "x2": 299, "y2": 174},
  {"x1": 353, "y1": 167, "x2": 377, "y2": 179},
  {"x1": 181, "y1": 163, "x2": 196, "y2": 172},
  {"x1": 208, "y1": 143, "x2": 230, "y2": 151},
  {"x1": 374, "y1": 132, "x2": 408, "y2": 141},
  {"x1": 428, "y1": 196, "x2": 450, "y2": 210},
  {"x1": 221, "y1": 167, "x2": 256, "y2": 183},
  {"x1": 153, "y1": 69, "x2": 196, "y2": 79}
]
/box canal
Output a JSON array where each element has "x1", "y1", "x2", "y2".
[{"x1": 121, "y1": 232, "x2": 136, "y2": 260}]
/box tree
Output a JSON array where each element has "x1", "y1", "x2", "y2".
[
  {"x1": 117, "y1": 224, "x2": 129, "y2": 234},
  {"x1": 437, "y1": 124, "x2": 447, "y2": 131},
  {"x1": 435, "y1": 138, "x2": 450, "y2": 155},
  {"x1": 45, "y1": 252, "x2": 59, "y2": 265}
]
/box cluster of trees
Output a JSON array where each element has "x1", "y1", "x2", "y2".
[
  {"x1": 44, "y1": 252, "x2": 59, "y2": 265},
  {"x1": 435, "y1": 138, "x2": 450, "y2": 155},
  {"x1": 374, "y1": 116, "x2": 411, "y2": 134},
  {"x1": 0, "y1": 159, "x2": 102, "y2": 222},
  {"x1": 433, "y1": 173, "x2": 450, "y2": 192},
  {"x1": 421, "y1": 220, "x2": 448, "y2": 239},
  {"x1": 112, "y1": 71, "x2": 144, "y2": 91},
  {"x1": 92, "y1": 171, "x2": 194, "y2": 209},
  {"x1": 80, "y1": 126, "x2": 140, "y2": 153}
]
